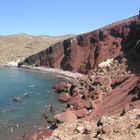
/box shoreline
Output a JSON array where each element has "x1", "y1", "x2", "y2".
[
  {"x1": 0, "y1": 65, "x2": 68, "y2": 140},
  {"x1": 0, "y1": 64, "x2": 84, "y2": 80}
]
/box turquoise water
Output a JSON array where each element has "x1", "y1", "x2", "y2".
[{"x1": 0, "y1": 67, "x2": 65, "y2": 140}]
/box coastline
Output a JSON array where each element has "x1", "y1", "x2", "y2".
[
  {"x1": 0, "y1": 65, "x2": 68, "y2": 140},
  {"x1": 0, "y1": 64, "x2": 84, "y2": 80},
  {"x1": 0, "y1": 64, "x2": 85, "y2": 139}
]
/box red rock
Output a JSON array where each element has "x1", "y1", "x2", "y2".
[
  {"x1": 73, "y1": 108, "x2": 89, "y2": 118},
  {"x1": 111, "y1": 75, "x2": 130, "y2": 89},
  {"x1": 94, "y1": 76, "x2": 104, "y2": 84},
  {"x1": 54, "y1": 110, "x2": 77, "y2": 122},
  {"x1": 94, "y1": 88, "x2": 103, "y2": 95},
  {"x1": 102, "y1": 125, "x2": 112, "y2": 134},
  {"x1": 94, "y1": 98, "x2": 102, "y2": 104},
  {"x1": 93, "y1": 76, "x2": 140, "y2": 117},
  {"x1": 89, "y1": 99, "x2": 97, "y2": 109},
  {"x1": 84, "y1": 115, "x2": 91, "y2": 121},
  {"x1": 68, "y1": 95, "x2": 91, "y2": 109},
  {"x1": 63, "y1": 107, "x2": 74, "y2": 112},
  {"x1": 91, "y1": 88, "x2": 104, "y2": 101},
  {"x1": 53, "y1": 82, "x2": 67, "y2": 92},
  {"x1": 28, "y1": 129, "x2": 53, "y2": 140},
  {"x1": 83, "y1": 92, "x2": 90, "y2": 98},
  {"x1": 123, "y1": 103, "x2": 131, "y2": 113},
  {"x1": 59, "y1": 92, "x2": 71, "y2": 102}
]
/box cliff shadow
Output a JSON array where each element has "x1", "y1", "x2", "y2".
[
  {"x1": 120, "y1": 20, "x2": 140, "y2": 75},
  {"x1": 60, "y1": 39, "x2": 73, "y2": 71}
]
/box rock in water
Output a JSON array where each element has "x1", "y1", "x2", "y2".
[
  {"x1": 13, "y1": 96, "x2": 23, "y2": 102},
  {"x1": 46, "y1": 105, "x2": 54, "y2": 112},
  {"x1": 28, "y1": 84, "x2": 35, "y2": 88},
  {"x1": 24, "y1": 93, "x2": 32, "y2": 96}
]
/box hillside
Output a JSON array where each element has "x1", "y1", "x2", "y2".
[
  {"x1": 20, "y1": 15, "x2": 140, "y2": 74},
  {"x1": 0, "y1": 34, "x2": 73, "y2": 64}
]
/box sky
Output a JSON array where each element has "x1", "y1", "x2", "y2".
[{"x1": 0, "y1": 0, "x2": 140, "y2": 36}]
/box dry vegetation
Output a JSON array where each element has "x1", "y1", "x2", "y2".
[{"x1": 0, "y1": 33, "x2": 73, "y2": 64}]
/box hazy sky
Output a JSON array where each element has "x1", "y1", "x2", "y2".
[{"x1": 0, "y1": 0, "x2": 140, "y2": 36}]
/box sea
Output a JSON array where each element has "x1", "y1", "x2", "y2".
[{"x1": 0, "y1": 67, "x2": 65, "y2": 140}]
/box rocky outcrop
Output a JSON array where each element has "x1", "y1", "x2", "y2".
[
  {"x1": 54, "y1": 110, "x2": 77, "y2": 123},
  {"x1": 48, "y1": 109, "x2": 140, "y2": 140},
  {"x1": 58, "y1": 92, "x2": 71, "y2": 102},
  {"x1": 52, "y1": 57, "x2": 140, "y2": 120},
  {"x1": 19, "y1": 15, "x2": 140, "y2": 74}
]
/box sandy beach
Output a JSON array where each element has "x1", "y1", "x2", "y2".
[{"x1": 0, "y1": 64, "x2": 84, "y2": 80}]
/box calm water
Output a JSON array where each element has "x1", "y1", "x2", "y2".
[{"x1": 0, "y1": 67, "x2": 65, "y2": 140}]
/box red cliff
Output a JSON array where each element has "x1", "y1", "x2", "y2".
[{"x1": 19, "y1": 15, "x2": 140, "y2": 74}]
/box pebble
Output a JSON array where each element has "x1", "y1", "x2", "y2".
[
  {"x1": 98, "y1": 116, "x2": 113, "y2": 126},
  {"x1": 10, "y1": 127, "x2": 13, "y2": 132},
  {"x1": 28, "y1": 84, "x2": 35, "y2": 88},
  {"x1": 16, "y1": 123, "x2": 19, "y2": 128},
  {"x1": 24, "y1": 92, "x2": 32, "y2": 96}
]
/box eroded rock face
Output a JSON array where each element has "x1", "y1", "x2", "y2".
[
  {"x1": 20, "y1": 16, "x2": 140, "y2": 74},
  {"x1": 92, "y1": 76, "x2": 140, "y2": 117}
]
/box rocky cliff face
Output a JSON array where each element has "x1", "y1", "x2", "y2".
[{"x1": 20, "y1": 15, "x2": 140, "y2": 74}]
